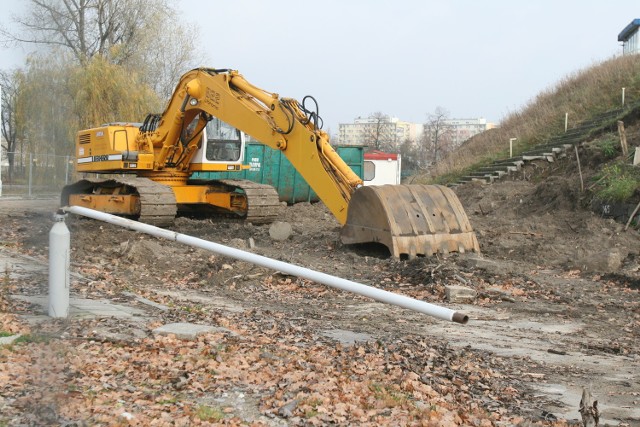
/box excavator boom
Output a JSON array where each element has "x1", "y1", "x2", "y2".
[{"x1": 150, "y1": 68, "x2": 362, "y2": 224}]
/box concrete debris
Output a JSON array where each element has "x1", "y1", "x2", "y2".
[
  {"x1": 445, "y1": 285, "x2": 477, "y2": 303},
  {"x1": 268, "y1": 221, "x2": 292, "y2": 241},
  {"x1": 152, "y1": 322, "x2": 231, "y2": 340}
]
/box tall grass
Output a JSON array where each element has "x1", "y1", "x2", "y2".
[{"x1": 424, "y1": 54, "x2": 640, "y2": 183}]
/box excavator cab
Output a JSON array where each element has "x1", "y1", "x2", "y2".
[
  {"x1": 189, "y1": 117, "x2": 245, "y2": 170},
  {"x1": 205, "y1": 119, "x2": 243, "y2": 162}
]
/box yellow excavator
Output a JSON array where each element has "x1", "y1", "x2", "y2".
[{"x1": 61, "y1": 68, "x2": 479, "y2": 258}]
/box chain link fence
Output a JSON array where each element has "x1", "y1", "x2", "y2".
[{"x1": 0, "y1": 151, "x2": 76, "y2": 197}]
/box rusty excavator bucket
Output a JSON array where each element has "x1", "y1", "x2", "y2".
[{"x1": 340, "y1": 184, "x2": 480, "y2": 258}]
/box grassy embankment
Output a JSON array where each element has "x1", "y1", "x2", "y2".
[{"x1": 420, "y1": 54, "x2": 640, "y2": 203}]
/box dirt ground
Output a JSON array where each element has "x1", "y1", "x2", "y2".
[{"x1": 1, "y1": 143, "x2": 639, "y2": 425}]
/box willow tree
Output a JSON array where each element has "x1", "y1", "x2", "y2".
[
  {"x1": 69, "y1": 55, "x2": 162, "y2": 130},
  {"x1": 15, "y1": 54, "x2": 162, "y2": 158},
  {"x1": 13, "y1": 56, "x2": 72, "y2": 157}
]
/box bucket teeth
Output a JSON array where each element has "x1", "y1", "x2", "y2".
[{"x1": 340, "y1": 184, "x2": 480, "y2": 258}]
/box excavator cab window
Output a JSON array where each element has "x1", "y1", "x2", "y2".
[{"x1": 205, "y1": 118, "x2": 242, "y2": 162}]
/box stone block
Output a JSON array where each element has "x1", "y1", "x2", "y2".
[
  {"x1": 445, "y1": 285, "x2": 477, "y2": 303},
  {"x1": 153, "y1": 322, "x2": 221, "y2": 340}
]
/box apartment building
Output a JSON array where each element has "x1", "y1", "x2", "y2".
[
  {"x1": 338, "y1": 115, "x2": 493, "y2": 147},
  {"x1": 338, "y1": 116, "x2": 423, "y2": 147},
  {"x1": 443, "y1": 118, "x2": 496, "y2": 146}
]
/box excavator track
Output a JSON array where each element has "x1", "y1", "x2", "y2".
[
  {"x1": 211, "y1": 179, "x2": 282, "y2": 224},
  {"x1": 61, "y1": 176, "x2": 177, "y2": 227},
  {"x1": 116, "y1": 176, "x2": 178, "y2": 225}
]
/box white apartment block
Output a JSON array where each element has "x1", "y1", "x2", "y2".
[
  {"x1": 443, "y1": 118, "x2": 496, "y2": 146},
  {"x1": 338, "y1": 116, "x2": 423, "y2": 147},
  {"x1": 338, "y1": 115, "x2": 493, "y2": 147}
]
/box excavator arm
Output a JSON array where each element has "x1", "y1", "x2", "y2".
[{"x1": 138, "y1": 68, "x2": 361, "y2": 224}]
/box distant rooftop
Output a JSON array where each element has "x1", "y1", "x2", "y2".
[{"x1": 618, "y1": 19, "x2": 640, "y2": 42}]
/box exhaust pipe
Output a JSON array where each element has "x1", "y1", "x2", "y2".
[{"x1": 64, "y1": 206, "x2": 469, "y2": 324}]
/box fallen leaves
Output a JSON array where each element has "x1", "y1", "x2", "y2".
[
  {"x1": 0, "y1": 310, "x2": 548, "y2": 426},
  {"x1": 2, "y1": 201, "x2": 636, "y2": 426}
]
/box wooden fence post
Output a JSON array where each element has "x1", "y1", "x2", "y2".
[{"x1": 617, "y1": 121, "x2": 628, "y2": 157}]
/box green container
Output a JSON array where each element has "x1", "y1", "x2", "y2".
[{"x1": 193, "y1": 144, "x2": 363, "y2": 203}]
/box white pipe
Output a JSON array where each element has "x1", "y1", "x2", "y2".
[
  {"x1": 509, "y1": 138, "x2": 517, "y2": 158},
  {"x1": 64, "y1": 206, "x2": 468, "y2": 324},
  {"x1": 49, "y1": 213, "x2": 70, "y2": 317},
  {"x1": 564, "y1": 113, "x2": 568, "y2": 133}
]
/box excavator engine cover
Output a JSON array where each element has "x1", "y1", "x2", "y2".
[{"x1": 340, "y1": 184, "x2": 480, "y2": 258}]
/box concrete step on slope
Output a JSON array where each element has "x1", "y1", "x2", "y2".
[{"x1": 453, "y1": 106, "x2": 629, "y2": 187}]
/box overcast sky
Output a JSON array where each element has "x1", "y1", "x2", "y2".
[{"x1": 1, "y1": 1, "x2": 638, "y2": 135}]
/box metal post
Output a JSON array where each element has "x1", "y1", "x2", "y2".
[
  {"x1": 65, "y1": 155, "x2": 70, "y2": 185},
  {"x1": 28, "y1": 153, "x2": 32, "y2": 197},
  {"x1": 0, "y1": 85, "x2": 3, "y2": 198},
  {"x1": 64, "y1": 205, "x2": 469, "y2": 324},
  {"x1": 49, "y1": 212, "x2": 70, "y2": 318},
  {"x1": 622, "y1": 87, "x2": 626, "y2": 106},
  {"x1": 565, "y1": 113, "x2": 568, "y2": 133}
]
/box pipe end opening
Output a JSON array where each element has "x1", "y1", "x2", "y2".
[{"x1": 452, "y1": 312, "x2": 469, "y2": 324}]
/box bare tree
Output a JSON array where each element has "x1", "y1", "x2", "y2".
[
  {"x1": 422, "y1": 106, "x2": 454, "y2": 164},
  {"x1": 398, "y1": 137, "x2": 421, "y2": 173},
  {"x1": 0, "y1": 0, "x2": 201, "y2": 165},
  {"x1": 2, "y1": 0, "x2": 142, "y2": 64},
  {"x1": 135, "y1": 18, "x2": 205, "y2": 99},
  {"x1": 4, "y1": 0, "x2": 154, "y2": 62},
  {"x1": 0, "y1": 70, "x2": 21, "y2": 181},
  {"x1": 0, "y1": 0, "x2": 202, "y2": 96},
  {"x1": 362, "y1": 112, "x2": 396, "y2": 150}
]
